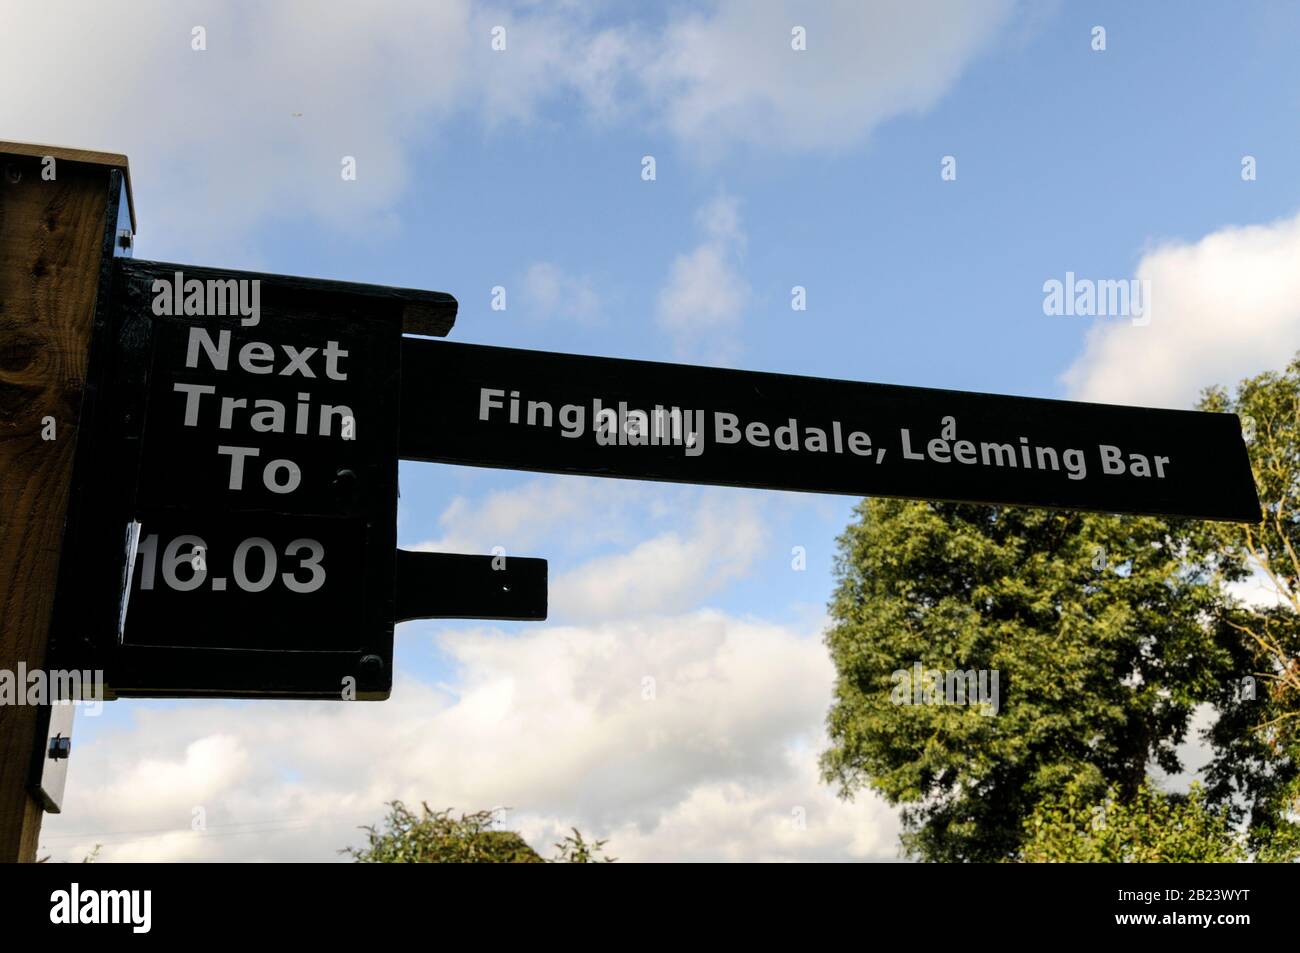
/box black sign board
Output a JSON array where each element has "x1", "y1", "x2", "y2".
[
  {"x1": 51, "y1": 260, "x2": 415, "y2": 698},
  {"x1": 123, "y1": 264, "x2": 404, "y2": 665},
  {"x1": 51, "y1": 259, "x2": 550, "y2": 701},
  {"x1": 399, "y1": 340, "x2": 1260, "y2": 523}
]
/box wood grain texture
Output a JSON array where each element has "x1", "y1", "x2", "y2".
[
  {"x1": 0, "y1": 140, "x2": 135, "y2": 232},
  {"x1": 0, "y1": 152, "x2": 114, "y2": 862}
]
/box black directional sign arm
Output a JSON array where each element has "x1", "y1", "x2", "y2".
[
  {"x1": 394, "y1": 550, "x2": 547, "y2": 622},
  {"x1": 398, "y1": 338, "x2": 1260, "y2": 523}
]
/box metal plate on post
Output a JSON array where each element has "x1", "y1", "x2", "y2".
[{"x1": 33, "y1": 703, "x2": 75, "y2": 814}]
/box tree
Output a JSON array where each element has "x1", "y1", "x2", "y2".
[
  {"x1": 343, "y1": 802, "x2": 613, "y2": 863},
  {"x1": 1199, "y1": 358, "x2": 1300, "y2": 860},
  {"x1": 820, "y1": 500, "x2": 1235, "y2": 861},
  {"x1": 552, "y1": 828, "x2": 616, "y2": 863},
  {"x1": 36, "y1": 844, "x2": 101, "y2": 864},
  {"x1": 344, "y1": 803, "x2": 542, "y2": 863},
  {"x1": 1020, "y1": 777, "x2": 1244, "y2": 863}
]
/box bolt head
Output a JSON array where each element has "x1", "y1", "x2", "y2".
[
  {"x1": 332, "y1": 468, "x2": 359, "y2": 503},
  {"x1": 48, "y1": 735, "x2": 71, "y2": 761}
]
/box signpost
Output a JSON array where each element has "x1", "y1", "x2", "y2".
[
  {"x1": 0, "y1": 139, "x2": 1263, "y2": 861},
  {"x1": 40, "y1": 211, "x2": 1264, "y2": 704}
]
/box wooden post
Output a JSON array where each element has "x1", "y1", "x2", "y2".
[{"x1": 0, "y1": 142, "x2": 134, "y2": 862}]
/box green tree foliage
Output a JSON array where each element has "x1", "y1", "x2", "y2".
[
  {"x1": 36, "y1": 844, "x2": 101, "y2": 864},
  {"x1": 1200, "y1": 359, "x2": 1300, "y2": 859},
  {"x1": 1021, "y1": 778, "x2": 1244, "y2": 862},
  {"x1": 823, "y1": 358, "x2": 1300, "y2": 863},
  {"x1": 343, "y1": 802, "x2": 613, "y2": 863},
  {"x1": 344, "y1": 803, "x2": 543, "y2": 863},
  {"x1": 552, "y1": 828, "x2": 616, "y2": 863},
  {"x1": 820, "y1": 501, "x2": 1236, "y2": 861}
]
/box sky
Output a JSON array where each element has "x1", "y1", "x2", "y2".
[{"x1": 6, "y1": 0, "x2": 1300, "y2": 861}]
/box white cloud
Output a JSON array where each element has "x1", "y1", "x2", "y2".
[
  {"x1": 0, "y1": 1, "x2": 636, "y2": 258},
  {"x1": 471, "y1": 9, "x2": 641, "y2": 126},
  {"x1": 656, "y1": 195, "x2": 751, "y2": 358},
  {"x1": 522, "y1": 262, "x2": 602, "y2": 323},
  {"x1": 644, "y1": 0, "x2": 1019, "y2": 157},
  {"x1": 412, "y1": 475, "x2": 662, "y2": 555},
  {"x1": 40, "y1": 611, "x2": 897, "y2": 862},
  {"x1": 1062, "y1": 210, "x2": 1300, "y2": 409},
  {"x1": 551, "y1": 494, "x2": 766, "y2": 620},
  {"x1": 1, "y1": 1, "x2": 473, "y2": 259},
  {"x1": 516, "y1": 746, "x2": 896, "y2": 862},
  {"x1": 413, "y1": 476, "x2": 773, "y2": 619},
  {"x1": 1, "y1": 1, "x2": 1015, "y2": 254}
]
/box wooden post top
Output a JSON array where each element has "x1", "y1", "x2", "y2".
[{"x1": 0, "y1": 140, "x2": 136, "y2": 233}]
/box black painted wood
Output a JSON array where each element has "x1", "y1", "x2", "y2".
[
  {"x1": 394, "y1": 549, "x2": 547, "y2": 622},
  {"x1": 398, "y1": 339, "x2": 1260, "y2": 523},
  {"x1": 124, "y1": 258, "x2": 458, "y2": 336},
  {"x1": 55, "y1": 259, "x2": 418, "y2": 699},
  {"x1": 51, "y1": 261, "x2": 567, "y2": 699}
]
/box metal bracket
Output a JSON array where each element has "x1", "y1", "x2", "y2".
[{"x1": 31, "y1": 703, "x2": 76, "y2": 814}]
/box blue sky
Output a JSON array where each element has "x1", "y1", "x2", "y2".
[{"x1": 10, "y1": 0, "x2": 1300, "y2": 860}]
